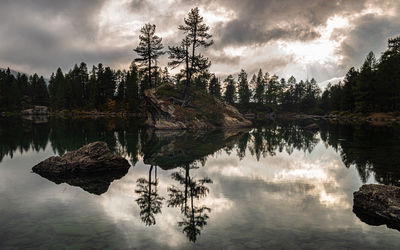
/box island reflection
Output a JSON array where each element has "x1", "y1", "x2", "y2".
[
  {"x1": 1, "y1": 118, "x2": 400, "y2": 244},
  {"x1": 2, "y1": 118, "x2": 398, "y2": 186}
]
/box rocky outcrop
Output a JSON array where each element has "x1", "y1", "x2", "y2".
[
  {"x1": 32, "y1": 142, "x2": 131, "y2": 194},
  {"x1": 222, "y1": 104, "x2": 253, "y2": 128},
  {"x1": 353, "y1": 184, "x2": 400, "y2": 230},
  {"x1": 143, "y1": 85, "x2": 252, "y2": 130}
]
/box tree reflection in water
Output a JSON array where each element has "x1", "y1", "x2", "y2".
[
  {"x1": 135, "y1": 165, "x2": 164, "y2": 226},
  {"x1": 2, "y1": 117, "x2": 400, "y2": 186},
  {"x1": 167, "y1": 163, "x2": 212, "y2": 242},
  {"x1": 3, "y1": 118, "x2": 400, "y2": 241}
]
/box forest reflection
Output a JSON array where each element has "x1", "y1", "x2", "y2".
[
  {"x1": 1, "y1": 118, "x2": 400, "y2": 186},
  {"x1": 1, "y1": 118, "x2": 400, "y2": 241}
]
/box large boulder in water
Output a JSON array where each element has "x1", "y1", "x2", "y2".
[
  {"x1": 353, "y1": 184, "x2": 400, "y2": 230},
  {"x1": 32, "y1": 142, "x2": 131, "y2": 194}
]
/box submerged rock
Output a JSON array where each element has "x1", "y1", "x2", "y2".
[
  {"x1": 32, "y1": 141, "x2": 130, "y2": 194},
  {"x1": 353, "y1": 184, "x2": 400, "y2": 230}
]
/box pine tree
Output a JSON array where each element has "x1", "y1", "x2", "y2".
[
  {"x1": 265, "y1": 74, "x2": 281, "y2": 108},
  {"x1": 103, "y1": 67, "x2": 116, "y2": 101},
  {"x1": 161, "y1": 67, "x2": 172, "y2": 84},
  {"x1": 378, "y1": 36, "x2": 400, "y2": 110},
  {"x1": 87, "y1": 66, "x2": 97, "y2": 108},
  {"x1": 294, "y1": 80, "x2": 306, "y2": 111},
  {"x1": 79, "y1": 62, "x2": 89, "y2": 102},
  {"x1": 249, "y1": 74, "x2": 257, "y2": 102},
  {"x1": 194, "y1": 71, "x2": 210, "y2": 92},
  {"x1": 115, "y1": 70, "x2": 126, "y2": 103},
  {"x1": 302, "y1": 78, "x2": 321, "y2": 111},
  {"x1": 134, "y1": 24, "x2": 164, "y2": 89},
  {"x1": 287, "y1": 76, "x2": 296, "y2": 86},
  {"x1": 168, "y1": 37, "x2": 191, "y2": 92},
  {"x1": 280, "y1": 78, "x2": 287, "y2": 88},
  {"x1": 126, "y1": 62, "x2": 139, "y2": 112},
  {"x1": 208, "y1": 74, "x2": 221, "y2": 99},
  {"x1": 341, "y1": 67, "x2": 358, "y2": 112},
  {"x1": 254, "y1": 69, "x2": 265, "y2": 104},
  {"x1": 224, "y1": 75, "x2": 236, "y2": 105},
  {"x1": 17, "y1": 73, "x2": 30, "y2": 97},
  {"x1": 68, "y1": 64, "x2": 84, "y2": 107},
  {"x1": 354, "y1": 51, "x2": 376, "y2": 112},
  {"x1": 170, "y1": 7, "x2": 213, "y2": 103},
  {"x1": 37, "y1": 76, "x2": 49, "y2": 105},
  {"x1": 238, "y1": 69, "x2": 251, "y2": 107}
]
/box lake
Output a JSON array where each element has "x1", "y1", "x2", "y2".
[{"x1": 1, "y1": 118, "x2": 400, "y2": 249}]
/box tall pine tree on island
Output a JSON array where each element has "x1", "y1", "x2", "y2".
[
  {"x1": 134, "y1": 24, "x2": 164, "y2": 90},
  {"x1": 169, "y1": 7, "x2": 213, "y2": 105}
]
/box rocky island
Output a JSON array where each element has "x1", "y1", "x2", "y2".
[{"x1": 143, "y1": 84, "x2": 252, "y2": 130}]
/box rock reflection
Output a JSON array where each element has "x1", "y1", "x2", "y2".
[{"x1": 34, "y1": 169, "x2": 130, "y2": 195}]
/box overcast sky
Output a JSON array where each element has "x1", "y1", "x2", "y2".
[{"x1": 0, "y1": 0, "x2": 399, "y2": 86}]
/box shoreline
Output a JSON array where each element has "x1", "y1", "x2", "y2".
[
  {"x1": 3, "y1": 110, "x2": 400, "y2": 126},
  {"x1": 277, "y1": 112, "x2": 400, "y2": 126}
]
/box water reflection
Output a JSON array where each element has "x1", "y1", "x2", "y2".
[
  {"x1": 2, "y1": 118, "x2": 400, "y2": 187},
  {"x1": 140, "y1": 129, "x2": 247, "y2": 169},
  {"x1": 135, "y1": 165, "x2": 164, "y2": 226},
  {"x1": 33, "y1": 166, "x2": 130, "y2": 195},
  {"x1": 167, "y1": 163, "x2": 212, "y2": 242},
  {"x1": 2, "y1": 117, "x2": 400, "y2": 247}
]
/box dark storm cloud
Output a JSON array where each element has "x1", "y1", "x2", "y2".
[
  {"x1": 210, "y1": 51, "x2": 241, "y2": 66},
  {"x1": 0, "y1": 0, "x2": 399, "y2": 79},
  {"x1": 0, "y1": 0, "x2": 105, "y2": 39},
  {"x1": 337, "y1": 13, "x2": 400, "y2": 70},
  {"x1": 0, "y1": 0, "x2": 109, "y2": 76},
  {"x1": 211, "y1": 0, "x2": 367, "y2": 47},
  {"x1": 217, "y1": 21, "x2": 320, "y2": 48}
]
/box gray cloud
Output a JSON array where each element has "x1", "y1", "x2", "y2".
[
  {"x1": 0, "y1": 0, "x2": 399, "y2": 81},
  {"x1": 0, "y1": 0, "x2": 108, "y2": 75},
  {"x1": 211, "y1": 0, "x2": 367, "y2": 47},
  {"x1": 336, "y1": 13, "x2": 400, "y2": 70},
  {"x1": 209, "y1": 51, "x2": 241, "y2": 66}
]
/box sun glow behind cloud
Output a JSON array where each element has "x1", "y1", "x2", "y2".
[
  {"x1": 278, "y1": 16, "x2": 349, "y2": 65},
  {"x1": 92, "y1": 0, "x2": 398, "y2": 84}
]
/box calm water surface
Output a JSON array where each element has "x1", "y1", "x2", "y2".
[{"x1": 1, "y1": 118, "x2": 400, "y2": 249}]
